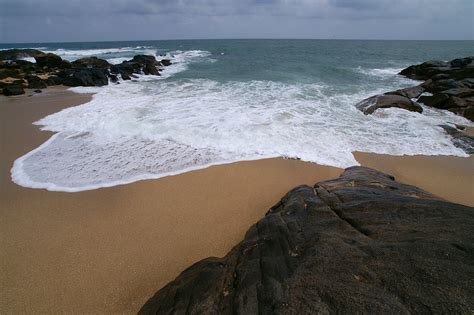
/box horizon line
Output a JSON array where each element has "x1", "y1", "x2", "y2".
[{"x1": 1, "y1": 38, "x2": 473, "y2": 45}]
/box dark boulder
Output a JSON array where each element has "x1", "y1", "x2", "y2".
[
  {"x1": 356, "y1": 94, "x2": 423, "y2": 115},
  {"x1": 72, "y1": 57, "x2": 110, "y2": 69},
  {"x1": 110, "y1": 55, "x2": 161, "y2": 79},
  {"x1": 451, "y1": 57, "x2": 473, "y2": 68},
  {"x1": 140, "y1": 167, "x2": 474, "y2": 314},
  {"x1": 160, "y1": 59, "x2": 172, "y2": 66},
  {"x1": 399, "y1": 57, "x2": 474, "y2": 81},
  {"x1": 417, "y1": 93, "x2": 451, "y2": 109},
  {"x1": 45, "y1": 75, "x2": 64, "y2": 86},
  {"x1": 0, "y1": 49, "x2": 45, "y2": 61},
  {"x1": 25, "y1": 75, "x2": 48, "y2": 89},
  {"x1": 2, "y1": 84, "x2": 25, "y2": 96},
  {"x1": 442, "y1": 87, "x2": 474, "y2": 98},
  {"x1": 35, "y1": 53, "x2": 64, "y2": 68},
  {"x1": 58, "y1": 68, "x2": 109, "y2": 87}
]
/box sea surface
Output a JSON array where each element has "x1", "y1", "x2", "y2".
[{"x1": 2, "y1": 39, "x2": 473, "y2": 192}]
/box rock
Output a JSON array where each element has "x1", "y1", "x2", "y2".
[
  {"x1": 71, "y1": 57, "x2": 110, "y2": 69},
  {"x1": 0, "y1": 68, "x2": 21, "y2": 80},
  {"x1": 35, "y1": 53, "x2": 64, "y2": 68},
  {"x1": 25, "y1": 75, "x2": 48, "y2": 89},
  {"x1": 0, "y1": 49, "x2": 45, "y2": 61},
  {"x1": 140, "y1": 167, "x2": 474, "y2": 314},
  {"x1": 356, "y1": 94, "x2": 422, "y2": 115},
  {"x1": 439, "y1": 125, "x2": 474, "y2": 154},
  {"x1": 2, "y1": 84, "x2": 25, "y2": 96},
  {"x1": 417, "y1": 93, "x2": 451, "y2": 109},
  {"x1": 58, "y1": 68, "x2": 109, "y2": 87},
  {"x1": 161, "y1": 59, "x2": 172, "y2": 66},
  {"x1": 442, "y1": 87, "x2": 474, "y2": 98},
  {"x1": 33, "y1": 89, "x2": 42, "y2": 93},
  {"x1": 385, "y1": 85, "x2": 425, "y2": 99},
  {"x1": 451, "y1": 57, "x2": 473, "y2": 68},
  {"x1": 45, "y1": 75, "x2": 64, "y2": 86}
]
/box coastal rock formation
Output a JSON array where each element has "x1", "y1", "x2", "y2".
[
  {"x1": 355, "y1": 94, "x2": 422, "y2": 115},
  {"x1": 355, "y1": 57, "x2": 473, "y2": 121},
  {"x1": 0, "y1": 48, "x2": 45, "y2": 61},
  {"x1": 0, "y1": 49, "x2": 172, "y2": 94},
  {"x1": 439, "y1": 125, "x2": 474, "y2": 154},
  {"x1": 399, "y1": 57, "x2": 474, "y2": 121},
  {"x1": 140, "y1": 167, "x2": 474, "y2": 314}
]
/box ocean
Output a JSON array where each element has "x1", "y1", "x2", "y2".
[{"x1": 3, "y1": 39, "x2": 473, "y2": 192}]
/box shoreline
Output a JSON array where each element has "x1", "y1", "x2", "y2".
[{"x1": 1, "y1": 89, "x2": 473, "y2": 313}]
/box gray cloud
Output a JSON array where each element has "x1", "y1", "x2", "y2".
[{"x1": 0, "y1": 0, "x2": 472, "y2": 42}]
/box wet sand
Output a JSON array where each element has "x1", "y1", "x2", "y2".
[{"x1": 1, "y1": 88, "x2": 473, "y2": 313}]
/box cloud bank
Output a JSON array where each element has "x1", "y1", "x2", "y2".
[{"x1": 0, "y1": 0, "x2": 472, "y2": 42}]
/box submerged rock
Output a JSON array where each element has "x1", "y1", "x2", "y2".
[
  {"x1": 356, "y1": 94, "x2": 422, "y2": 115},
  {"x1": 140, "y1": 167, "x2": 474, "y2": 314}
]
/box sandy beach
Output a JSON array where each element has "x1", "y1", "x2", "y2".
[{"x1": 1, "y1": 88, "x2": 473, "y2": 313}]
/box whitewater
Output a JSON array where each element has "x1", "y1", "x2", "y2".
[{"x1": 5, "y1": 40, "x2": 473, "y2": 192}]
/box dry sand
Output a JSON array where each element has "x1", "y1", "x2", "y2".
[
  {"x1": 1, "y1": 88, "x2": 472, "y2": 313},
  {"x1": 355, "y1": 151, "x2": 474, "y2": 207}
]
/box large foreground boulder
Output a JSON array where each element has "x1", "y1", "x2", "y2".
[
  {"x1": 140, "y1": 167, "x2": 474, "y2": 314},
  {"x1": 356, "y1": 94, "x2": 423, "y2": 115}
]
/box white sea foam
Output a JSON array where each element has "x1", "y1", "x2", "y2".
[{"x1": 10, "y1": 50, "x2": 474, "y2": 192}]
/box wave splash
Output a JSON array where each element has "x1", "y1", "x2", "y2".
[{"x1": 10, "y1": 50, "x2": 473, "y2": 192}]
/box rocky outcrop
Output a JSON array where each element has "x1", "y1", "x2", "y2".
[
  {"x1": 57, "y1": 68, "x2": 109, "y2": 87},
  {"x1": 400, "y1": 57, "x2": 474, "y2": 81},
  {"x1": 71, "y1": 57, "x2": 110, "y2": 69},
  {"x1": 356, "y1": 94, "x2": 423, "y2": 115},
  {"x1": 439, "y1": 124, "x2": 474, "y2": 154},
  {"x1": 399, "y1": 57, "x2": 474, "y2": 121},
  {"x1": 35, "y1": 53, "x2": 69, "y2": 69},
  {"x1": 140, "y1": 167, "x2": 474, "y2": 314},
  {"x1": 0, "y1": 48, "x2": 45, "y2": 61},
  {"x1": 0, "y1": 49, "x2": 173, "y2": 95}
]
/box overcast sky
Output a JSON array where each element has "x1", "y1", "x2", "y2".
[{"x1": 1, "y1": 0, "x2": 473, "y2": 43}]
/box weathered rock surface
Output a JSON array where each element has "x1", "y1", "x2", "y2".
[
  {"x1": 140, "y1": 167, "x2": 474, "y2": 314},
  {"x1": 356, "y1": 94, "x2": 422, "y2": 115}
]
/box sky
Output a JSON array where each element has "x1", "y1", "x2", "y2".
[{"x1": 0, "y1": 0, "x2": 473, "y2": 43}]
